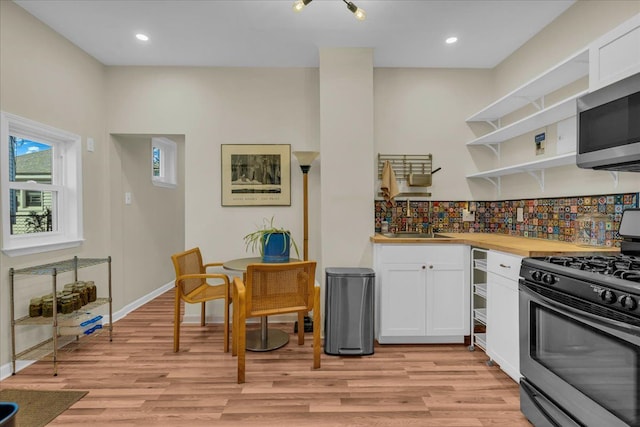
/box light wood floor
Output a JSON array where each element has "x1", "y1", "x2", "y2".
[{"x1": 1, "y1": 290, "x2": 532, "y2": 426}]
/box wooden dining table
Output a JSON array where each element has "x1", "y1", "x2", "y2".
[{"x1": 223, "y1": 257, "x2": 300, "y2": 352}]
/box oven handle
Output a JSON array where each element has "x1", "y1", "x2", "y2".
[{"x1": 520, "y1": 282, "x2": 640, "y2": 337}]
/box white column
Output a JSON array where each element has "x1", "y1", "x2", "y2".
[{"x1": 319, "y1": 48, "x2": 374, "y2": 271}]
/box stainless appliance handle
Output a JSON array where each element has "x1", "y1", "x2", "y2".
[{"x1": 520, "y1": 282, "x2": 640, "y2": 337}]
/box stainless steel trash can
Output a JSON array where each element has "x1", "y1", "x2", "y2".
[{"x1": 324, "y1": 267, "x2": 374, "y2": 356}]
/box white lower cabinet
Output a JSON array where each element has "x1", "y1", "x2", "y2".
[
  {"x1": 374, "y1": 244, "x2": 470, "y2": 344},
  {"x1": 486, "y1": 250, "x2": 522, "y2": 383}
]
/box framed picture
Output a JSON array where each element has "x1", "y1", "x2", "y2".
[{"x1": 221, "y1": 144, "x2": 291, "y2": 206}]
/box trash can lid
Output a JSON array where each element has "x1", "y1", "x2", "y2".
[{"x1": 325, "y1": 267, "x2": 375, "y2": 277}]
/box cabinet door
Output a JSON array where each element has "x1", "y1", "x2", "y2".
[
  {"x1": 589, "y1": 13, "x2": 640, "y2": 90},
  {"x1": 378, "y1": 262, "x2": 427, "y2": 338},
  {"x1": 486, "y1": 271, "x2": 520, "y2": 382},
  {"x1": 426, "y1": 263, "x2": 469, "y2": 337}
]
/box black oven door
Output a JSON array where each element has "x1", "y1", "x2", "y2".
[{"x1": 520, "y1": 281, "x2": 640, "y2": 427}]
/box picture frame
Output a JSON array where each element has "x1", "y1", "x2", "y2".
[{"x1": 221, "y1": 144, "x2": 291, "y2": 206}]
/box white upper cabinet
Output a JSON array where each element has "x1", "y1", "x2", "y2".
[{"x1": 589, "y1": 13, "x2": 640, "y2": 91}]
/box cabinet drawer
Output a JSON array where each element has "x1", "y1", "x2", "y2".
[
  {"x1": 379, "y1": 244, "x2": 465, "y2": 264},
  {"x1": 487, "y1": 251, "x2": 522, "y2": 281}
]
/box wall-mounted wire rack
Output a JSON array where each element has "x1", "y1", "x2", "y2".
[
  {"x1": 377, "y1": 154, "x2": 433, "y2": 182},
  {"x1": 377, "y1": 154, "x2": 440, "y2": 198}
]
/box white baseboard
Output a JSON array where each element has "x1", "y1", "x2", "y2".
[{"x1": 110, "y1": 281, "x2": 174, "y2": 324}]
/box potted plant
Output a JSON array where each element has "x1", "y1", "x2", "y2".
[{"x1": 243, "y1": 217, "x2": 300, "y2": 263}]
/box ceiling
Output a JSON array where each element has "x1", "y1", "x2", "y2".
[{"x1": 14, "y1": 0, "x2": 575, "y2": 68}]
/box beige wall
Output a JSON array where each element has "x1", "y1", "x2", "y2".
[
  {"x1": 104, "y1": 67, "x2": 321, "y2": 265},
  {"x1": 0, "y1": 1, "x2": 186, "y2": 372},
  {"x1": 109, "y1": 134, "x2": 185, "y2": 307},
  {"x1": 0, "y1": 1, "x2": 109, "y2": 373},
  {"x1": 374, "y1": 68, "x2": 494, "y2": 200}
]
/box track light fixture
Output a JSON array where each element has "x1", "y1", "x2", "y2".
[
  {"x1": 343, "y1": 0, "x2": 366, "y2": 21},
  {"x1": 292, "y1": 0, "x2": 312, "y2": 12},
  {"x1": 293, "y1": 0, "x2": 366, "y2": 21}
]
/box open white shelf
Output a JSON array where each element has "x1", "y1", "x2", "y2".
[
  {"x1": 467, "y1": 49, "x2": 589, "y2": 122},
  {"x1": 473, "y1": 283, "x2": 487, "y2": 298},
  {"x1": 466, "y1": 152, "x2": 577, "y2": 194},
  {"x1": 473, "y1": 259, "x2": 487, "y2": 271},
  {"x1": 474, "y1": 333, "x2": 487, "y2": 350},
  {"x1": 467, "y1": 152, "x2": 577, "y2": 179},
  {"x1": 466, "y1": 90, "x2": 588, "y2": 146},
  {"x1": 474, "y1": 308, "x2": 487, "y2": 324}
]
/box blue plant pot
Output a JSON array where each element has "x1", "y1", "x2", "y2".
[
  {"x1": 0, "y1": 402, "x2": 18, "y2": 427},
  {"x1": 262, "y1": 232, "x2": 290, "y2": 263}
]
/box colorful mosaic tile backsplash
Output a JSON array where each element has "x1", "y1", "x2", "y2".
[{"x1": 375, "y1": 192, "x2": 639, "y2": 246}]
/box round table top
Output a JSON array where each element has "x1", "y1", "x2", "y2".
[{"x1": 222, "y1": 257, "x2": 301, "y2": 272}]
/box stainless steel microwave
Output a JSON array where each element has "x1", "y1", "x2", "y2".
[{"x1": 576, "y1": 72, "x2": 640, "y2": 172}]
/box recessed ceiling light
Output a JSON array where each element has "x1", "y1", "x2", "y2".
[
  {"x1": 445, "y1": 36, "x2": 458, "y2": 44},
  {"x1": 135, "y1": 33, "x2": 149, "y2": 42}
]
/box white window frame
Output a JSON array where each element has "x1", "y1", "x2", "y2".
[
  {"x1": 1, "y1": 112, "x2": 83, "y2": 256},
  {"x1": 151, "y1": 137, "x2": 177, "y2": 188}
]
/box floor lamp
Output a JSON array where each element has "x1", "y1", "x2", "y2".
[{"x1": 292, "y1": 151, "x2": 319, "y2": 333}]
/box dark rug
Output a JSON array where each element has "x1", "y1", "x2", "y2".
[{"x1": 0, "y1": 389, "x2": 87, "y2": 427}]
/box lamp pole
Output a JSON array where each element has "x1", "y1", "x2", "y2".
[
  {"x1": 301, "y1": 165, "x2": 310, "y2": 260},
  {"x1": 292, "y1": 151, "x2": 319, "y2": 261}
]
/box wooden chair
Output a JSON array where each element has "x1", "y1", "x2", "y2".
[
  {"x1": 232, "y1": 261, "x2": 321, "y2": 383},
  {"x1": 171, "y1": 248, "x2": 231, "y2": 352}
]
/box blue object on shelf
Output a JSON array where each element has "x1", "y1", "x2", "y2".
[{"x1": 0, "y1": 402, "x2": 18, "y2": 427}]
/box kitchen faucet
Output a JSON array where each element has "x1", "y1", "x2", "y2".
[{"x1": 404, "y1": 199, "x2": 411, "y2": 232}]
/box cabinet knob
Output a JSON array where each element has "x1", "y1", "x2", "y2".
[
  {"x1": 499, "y1": 263, "x2": 511, "y2": 269},
  {"x1": 422, "y1": 265, "x2": 426, "y2": 269},
  {"x1": 429, "y1": 265, "x2": 433, "y2": 269}
]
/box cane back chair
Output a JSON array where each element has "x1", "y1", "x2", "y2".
[
  {"x1": 171, "y1": 248, "x2": 231, "y2": 352},
  {"x1": 232, "y1": 261, "x2": 320, "y2": 383}
]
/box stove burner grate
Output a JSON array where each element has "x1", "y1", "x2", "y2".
[{"x1": 543, "y1": 254, "x2": 640, "y2": 282}]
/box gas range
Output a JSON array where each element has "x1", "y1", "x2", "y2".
[
  {"x1": 518, "y1": 208, "x2": 640, "y2": 427},
  {"x1": 520, "y1": 208, "x2": 640, "y2": 319}
]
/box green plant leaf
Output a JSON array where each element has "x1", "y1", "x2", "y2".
[{"x1": 242, "y1": 216, "x2": 300, "y2": 258}]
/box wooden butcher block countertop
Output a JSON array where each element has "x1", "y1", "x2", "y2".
[{"x1": 370, "y1": 232, "x2": 621, "y2": 257}]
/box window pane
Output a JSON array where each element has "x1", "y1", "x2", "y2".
[
  {"x1": 9, "y1": 189, "x2": 55, "y2": 235},
  {"x1": 25, "y1": 190, "x2": 42, "y2": 208},
  {"x1": 9, "y1": 137, "x2": 52, "y2": 183},
  {"x1": 152, "y1": 146, "x2": 161, "y2": 177}
]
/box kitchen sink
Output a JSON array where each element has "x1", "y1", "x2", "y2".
[{"x1": 380, "y1": 232, "x2": 451, "y2": 239}]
